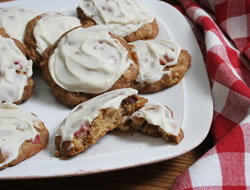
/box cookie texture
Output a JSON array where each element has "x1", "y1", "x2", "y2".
[
  {"x1": 54, "y1": 88, "x2": 183, "y2": 159},
  {"x1": 41, "y1": 26, "x2": 139, "y2": 108},
  {"x1": 24, "y1": 14, "x2": 44, "y2": 64},
  {"x1": 55, "y1": 107, "x2": 122, "y2": 159},
  {"x1": 0, "y1": 28, "x2": 34, "y2": 104},
  {"x1": 0, "y1": 104, "x2": 49, "y2": 170},
  {"x1": 118, "y1": 103, "x2": 184, "y2": 144},
  {"x1": 77, "y1": 7, "x2": 158, "y2": 42},
  {"x1": 55, "y1": 89, "x2": 147, "y2": 159},
  {"x1": 14, "y1": 78, "x2": 35, "y2": 105},
  {"x1": 124, "y1": 19, "x2": 159, "y2": 42},
  {"x1": 132, "y1": 49, "x2": 191, "y2": 93},
  {"x1": 0, "y1": 121, "x2": 49, "y2": 170},
  {"x1": 118, "y1": 113, "x2": 184, "y2": 144}
]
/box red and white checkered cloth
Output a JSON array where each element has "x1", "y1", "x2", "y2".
[{"x1": 171, "y1": 0, "x2": 250, "y2": 189}]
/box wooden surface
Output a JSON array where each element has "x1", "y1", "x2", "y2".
[{"x1": 0, "y1": 0, "x2": 214, "y2": 189}]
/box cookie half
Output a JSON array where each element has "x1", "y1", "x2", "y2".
[
  {"x1": 77, "y1": 0, "x2": 159, "y2": 42},
  {"x1": 55, "y1": 88, "x2": 147, "y2": 159},
  {"x1": 0, "y1": 28, "x2": 34, "y2": 104},
  {"x1": 0, "y1": 103, "x2": 49, "y2": 170},
  {"x1": 24, "y1": 13, "x2": 81, "y2": 64},
  {"x1": 130, "y1": 40, "x2": 191, "y2": 93},
  {"x1": 41, "y1": 25, "x2": 139, "y2": 108},
  {"x1": 118, "y1": 101, "x2": 184, "y2": 144},
  {"x1": 0, "y1": 7, "x2": 40, "y2": 43}
]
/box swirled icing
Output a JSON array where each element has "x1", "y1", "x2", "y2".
[
  {"x1": 78, "y1": 0, "x2": 154, "y2": 37},
  {"x1": 130, "y1": 40, "x2": 181, "y2": 83},
  {"x1": 48, "y1": 25, "x2": 133, "y2": 94},
  {"x1": 33, "y1": 13, "x2": 81, "y2": 54},
  {"x1": 0, "y1": 35, "x2": 33, "y2": 103},
  {"x1": 0, "y1": 103, "x2": 40, "y2": 168}
]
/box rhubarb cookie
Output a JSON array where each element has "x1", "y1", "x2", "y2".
[
  {"x1": 118, "y1": 102, "x2": 184, "y2": 144},
  {"x1": 41, "y1": 25, "x2": 139, "y2": 108},
  {"x1": 77, "y1": 0, "x2": 158, "y2": 42},
  {"x1": 24, "y1": 13, "x2": 81, "y2": 64},
  {"x1": 0, "y1": 103, "x2": 49, "y2": 170},
  {"x1": 55, "y1": 88, "x2": 147, "y2": 159},
  {"x1": 0, "y1": 7, "x2": 40, "y2": 43},
  {"x1": 0, "y1": 28, "x2": 34, "y2": 104},
  {"x1": 130, "y1": 40, "x2": 191, "y2": 93}
]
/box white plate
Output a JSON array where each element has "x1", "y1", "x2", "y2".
[{"x1": 0, "y1": 0, "x2": 213, "y2": 179}]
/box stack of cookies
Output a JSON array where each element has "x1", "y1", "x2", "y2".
[{"x1": 0, "y1": 0, "x2": 191, "y2": 168}]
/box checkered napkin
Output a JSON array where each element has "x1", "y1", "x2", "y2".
[{"x1": 171, "y1": 0, "x2": 250, "y2": 189}]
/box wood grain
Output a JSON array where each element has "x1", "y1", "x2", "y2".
[{"x1": 0, "y1": 0, "x2": 213, "y2": 189}]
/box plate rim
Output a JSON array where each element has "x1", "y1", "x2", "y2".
[{"x1": 0, "y1": 0, "x2": 213, "y2": 179}]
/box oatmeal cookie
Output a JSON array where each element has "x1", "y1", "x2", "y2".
[
  {"x1": 118, "y1": 102, "x2": 184, "y2": 144},
  {"x1": 130, "y1": 40, "x2": 191, "y2": 93},
  {"x1": 55, "y1": 88, "x2": 147, "y2": 159},
  {"x1": 24, "y1": 13, "x2": 82, "y2": 64},
  {"x1": 41, "y1": 25, "x2": 139, "y2": 108},
  {"x1": 0, "y1": 28, "x2": 34, "y2": 104},
  {"x1": 0, "y1": 103, "x2": 49, "y2": 170},
  {"x1": 77, "y1": 0, "x2": 158, "y2": 42}
]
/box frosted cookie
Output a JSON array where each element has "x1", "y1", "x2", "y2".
[
  {"x1": 41, "y1": 25, "x2": 139, "y2": 108},
  {"x1": 24, "y1": 13, "x2": 81, "y2": 64},
  {"x1": 55, "y1": 88, "x2": 147, "y2": 159},
  {"x1": 0, "y1": 28, "x2": 34, "y2": 104},
  {"x1": 77, "y1": 0, "x2": 158, "y2": 42},
  {"x1": 119, "y1": 102, "x2": 184, "y2": 144},
  {"x1": 0, "y1": 103, "x2": 49, "y2": 170},
  {"x1": 130, "y1": 40, "x2": 191, "y2": 93},
  {"x1": 0, "y1": 7, "x2": 40, "y2": 43}
]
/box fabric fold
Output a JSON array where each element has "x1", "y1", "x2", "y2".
[{"x1": 172, "y1": 0, "x2": 250, "y2": 189}]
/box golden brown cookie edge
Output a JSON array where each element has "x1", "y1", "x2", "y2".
[
  {"x1": 76, "y1": 7, "x2": 159, "y2": 42},
  {"x1": 41, "y1": 26, "x2": 139, "y2": 109},
  {"x1": 24, "y1": 14, "x2": 44, "y2": 65},
  {"x1": 132, "y1": 49, "x2": 191, "y2": 94},
  {"x1": 54, "y1": 95, "x2": 147, "y2": 159},
  {"x1": 0, "y1": 121, "x2": 49, "y2": 170},
  {"x1": 0, "y1": 28, "x2": 35, "y2": 105}
]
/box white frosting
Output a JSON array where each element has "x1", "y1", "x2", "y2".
[
  {"x1": 132, "y1": 102, "x2": 180, "y2": 136},
  {"x1": 0, "y1": 35, "x2": 33, "y2": 103},
  {"x1": 0, "y1": 103, "x2": 40, "y2": 168},
  {"x1": 57, "y1": 88, "x2": 138, "y2": 143},
  {"x1": 78, "y1": 0, "x2": 154, "y2": 37},
  {"x1": 49, "y1": 25, "x2": 133, "y2": 94},
  {"x1": 130, "y1": 40, "x2": 181, "y2": 83},
  {"x1": 0, "y1": 7, "x2": 40, "y2": 42},
  {"x1": 33, "y1": 13, "x2": 81, "y2": 54}
]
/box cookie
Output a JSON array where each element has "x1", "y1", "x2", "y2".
[
  {"x1": 0, "y1": 28, "x2": 34, "y2": 104},
  {"x1": 118, "y1": 102, "x2": 184, "y2": 144},
  {"x1": 24, "y1": 13, "x2": 81, "y2": 64},
  {"x1": 0, "y1": 7, "x2": 40, "y2": 43},
  {"x1": 41, "y1": 25, "x2": 139, "y2": 108},
  {"x1": 55, "y1": 88, "x2": 147, "y2": 159},
  {"x1": 77, "y1": 0, "x2": 159, "y2": 42},
  {"x1": 0, "y1": 103, "x2": 49, "y2": 170},
  {"x1": 130, "y1": 40, "x2": 191, "y2": 93}
]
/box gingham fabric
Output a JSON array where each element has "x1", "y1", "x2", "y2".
[{"x1": 171, "y1": 0, "x2": 250, "y2": 189}]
